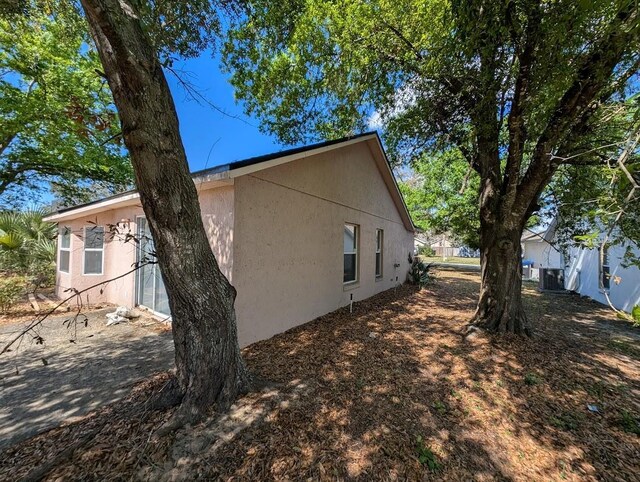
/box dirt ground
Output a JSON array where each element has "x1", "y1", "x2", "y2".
[
  {"x1": 1, "y1": 270, "x2": 639, "y2": 481},
  {"x1": 0, "y1": 308, "x2": 173, "y2": 448}
]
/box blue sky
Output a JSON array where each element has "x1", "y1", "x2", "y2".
[{"x1": 166, "y1": 51, "x2": 286, "y2": 171}]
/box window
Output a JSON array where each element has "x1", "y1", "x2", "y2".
[
  {"x1": 375, "y1": 229, "x2": 383, "y2": 278},
  {"x1": 343, "y1": 223, "x2": 358, "y2": 283},
  {"x1": 59, "y1": 227, "x2": 71, "y2": 273},
  {"x1": 600, "y1": 245, "x2": 610, "y2": 290},
  {"x1": 83, "y1": 226, "x2": 104, "y2": 275}
]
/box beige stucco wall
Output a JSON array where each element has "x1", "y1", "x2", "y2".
[
  {"x1": 54, "y1": 186, "x2": 235, "y2": 309},
  {"x1": 232, "y1": 142, "x2": 414, "y2": 347}
]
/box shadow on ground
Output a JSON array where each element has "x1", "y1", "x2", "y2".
[
  {"x1": 0, "y1": 311, "x2": 173, "y2": 448},
  {"x1": 1, "y1": 270, "x2": 639, "y2": 481},
  {"x1": 193, "y1": 270, "x2": 640, "y2": 480}
]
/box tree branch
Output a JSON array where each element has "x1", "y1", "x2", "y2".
[
  {"x1": 515, "y1": 4, "x2": 639, "y2": 216},
  {"x1": 0, "y1": 262, "x2": 153, "y2": 356},
  {"x1": 502, "y1": 4, "x2": 541, "y2": 205}
]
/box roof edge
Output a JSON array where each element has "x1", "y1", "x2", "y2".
[{"x1": 44, "y1": 131, "x2": 415, "y2": 232}]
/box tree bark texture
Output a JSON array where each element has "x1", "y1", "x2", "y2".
[
  {"x1": 472, "y1": 205, "x2": 530, "y2": 335},
  {"x1": 80, "y1": 0, "x2": 249, "y2": 421}
]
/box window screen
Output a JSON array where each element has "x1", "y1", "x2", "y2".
[
  {"x1": 344, "y1": 224, "x2": 358, "y2": 283},
  {"x1": 375, "y1": 229, "x2": 383, "y2": 278},
  {"x1": 59, "y1": 227, "x2": 71, "y2": 273},
  {"x1": 84, "y1": 226, "x2": 104, "y2": 275}
]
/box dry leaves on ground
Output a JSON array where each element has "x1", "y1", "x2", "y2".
[{"x1": 0, "y1": 270, "x2": 639, "y2": 481}]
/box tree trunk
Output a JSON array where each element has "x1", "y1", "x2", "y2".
[
  {"x1": 469, "y1": 173, "x2": 531, "y2": 336},
  {"x1": 471, "y1": 221, "x2": 531, "y2": 336},
  {"x1": 80, "y1": 0, "x2": 249, "y2": 423}
]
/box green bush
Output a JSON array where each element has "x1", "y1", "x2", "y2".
[
  {"x1": 409, "y1": 258, "x2": 433, "y2": 288},
  {"x1": 0, "y1": 277, "x2": 25, "y2": 313},
  {"x1": 417, "y1": 245, "x2": 435, "y2": 257}
]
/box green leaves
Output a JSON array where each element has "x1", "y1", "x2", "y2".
[
  {"x1": 0, "y1": 1, "x2": 132, "y2": 206},
  {"x1": 0, "y1": 208, "x2": 57, "y2": 271},
  {"x1": 400, "y1": 148, "x2": 481, "y2": 249}
]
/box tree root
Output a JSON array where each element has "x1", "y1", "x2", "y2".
[{"x1": 150, "y1": 371, "x2": 269, "y2": 439}]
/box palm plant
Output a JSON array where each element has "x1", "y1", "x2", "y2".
[{"x1": 0, "y1": 209, "x2": 57, "y2": 286}]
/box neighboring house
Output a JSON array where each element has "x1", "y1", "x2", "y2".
[
  {"x1": 521, "y1": 220, "x2": 563, "y2": 280},
  {"x1": 44, "y1": 132, "x2": 415, "y2": 347},
  {"x1": 565, "y1": 240, "x2": 640, "y2": 314},
  {"x1": 430, "y1": 237, "x2": 460, "y2": 257},
  {"x1": 414, "y1": 236, "x2": 427, "y2": 254},
  {"x1": 522, "y1": 219, "x2": 640, "y2": 313}
]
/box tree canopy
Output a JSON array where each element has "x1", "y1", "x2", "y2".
[
  {"x1": 399, "y1": 148, "x2": 481, "y2": 249},
  {"x1": 0, "y1": 1, "x2": 133, "y2": 206}
]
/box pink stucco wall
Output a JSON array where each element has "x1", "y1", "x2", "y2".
[
  {"x1": 232, "y1": 142, "x2": 414, "y2": 346},
  {"x1": 53, "y1": 143, "x2": 413, "y2": 348},
  {"x1": 54, "y1": 186, "x2": 235, "y2": 308}
]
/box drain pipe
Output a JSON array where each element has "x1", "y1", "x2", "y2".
[{"x1": 350, "y1": 293, "x2": 353, "y2": 314}]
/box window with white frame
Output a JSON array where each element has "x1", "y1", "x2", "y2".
[
  {"x1": 375, "y1": 229, "x2": 383, "y2": 278},
  {"x1": 83, "y1": 226, "x2": 104, "y2": 275},
  {"x1": 343, "y1": 223, "x2": 358, "y2": 283},
  {"x1": 59, "y1": 227, "x2": 71, "y2": 273}
]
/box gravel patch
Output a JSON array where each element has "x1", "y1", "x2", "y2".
[{"x1": 0, "y1": 309, "x2": 173, "y2": 448}]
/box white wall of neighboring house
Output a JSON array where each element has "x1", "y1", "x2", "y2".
[
  {"x1": 521, "y1": 239, "x2": 563, "y2": 280},
  {"x1": 565, "y1": 243, "x2": 640, "y2": 313}
]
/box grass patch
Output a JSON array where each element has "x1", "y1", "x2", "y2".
[
  {"x1": 524, "y1": 372, "x2": 541, "y2": 386},
  {"x1": 608, "y1": 339, "x2": 640, "y2": 359},
  {"x1": 432, "y1": 400, "x2": 447, "y2": 415},
  {"x1": 415, "y1": 436, "x2": 440, "y2": 472},
  {"x1": 549, "y1": 412, "x2": 581, "y2": 431},
  {"x1": 619, "y1": 410, "x2": 640, "y2": 435},
  {"x1": 420, "y1": 256, "x2": 480, "y2": 265}
]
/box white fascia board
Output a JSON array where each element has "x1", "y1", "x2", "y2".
[
  {"x1": 44, "y1": 176, "x2": 233, "y2": 223},
  {"x1": 43, "y1": 192, "x2": 141, "y2": 223}
]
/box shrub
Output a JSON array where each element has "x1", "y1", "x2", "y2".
[
  {"x1": 409, "y1": 258, "x2": 433, "y2": 288},
  {"x1": 417, "y1": 245, "x2": 435, "y2": 257},
  {"x1": 0, "y1": 277, "x2": 25, "y2": 313}
]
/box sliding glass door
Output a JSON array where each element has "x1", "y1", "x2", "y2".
[{"x1": 135, "y1": 218, "x2": 170, "y2": 316}]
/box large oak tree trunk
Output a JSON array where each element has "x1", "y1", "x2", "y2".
[
  {"x1": 468, "y1": 171, "x2": 531, "y2": 336},
  {"x1": 80, "y1": 0, "x2": 249, "y2": 423},
  {"x1": 472, "y1": 220, "x2": 530, "y2": 336}
]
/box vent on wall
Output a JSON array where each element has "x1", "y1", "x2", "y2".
[{"x1": 539, "y1": 268, "x2": 565, "y2": 291}]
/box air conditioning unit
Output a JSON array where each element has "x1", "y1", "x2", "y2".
[{"x1": 539, "y1": 268, "x2": 565, "y2": 291}]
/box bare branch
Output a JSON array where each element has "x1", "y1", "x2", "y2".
[{"x1": 0, "y1": 261, "x2": 154, "y2": 356}]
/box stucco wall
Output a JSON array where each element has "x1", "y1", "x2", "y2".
[
  {"x1": 565, "y1": 243, "x2": 640, "y2": 313},
  {"x1": 54, "y1": 186, "x2": 235, "y2": 310},
  {"x1": 521, "y1": 240, "x2": 563, "y2": 280},
  {"x1": 232, "y1": 142, "x2": 414, "y2": 347},
  {"x1": 55, "y1": 205, "x2": 142, "y2": 308}
]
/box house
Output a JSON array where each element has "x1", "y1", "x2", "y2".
[
  {"x1": 430, "y1": 236, "x2": 460, "y2": 258},
  {"x1": 413, "y1": 235, "x2": 428, "y2": 254},
  {"x1": 565, "y1": 240, "x2": 640, "y2": 314},
  {"x1": 44, "y1": 132, "x2": 416, "y2": 347},
  {"x1": 521, "y1": 220, "x2": 563, "y2": 280},
  {"x1": 522, "y1": 219, "x2": 640, "y2": 313}
]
